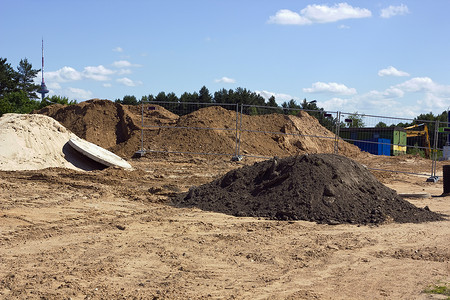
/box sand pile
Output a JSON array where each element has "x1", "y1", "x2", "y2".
[
  {"x1": 142, "y1": 106, "x2": 361, "y2": 157},
  {"x1": 35, "y1": 99, "x2": 141, "y2": 150},
  {"x1": 36, "y1": 100, "x2": 178, "y2": 157},
  {"x1": 239, "y1": 110, "x2": 360, "y2": 157},
  {"x1": 0, "y1": 114, "x2": 105, "y2": 171},
  {"x1": 36, "y1": 100, "x2": 360, "y2": 158},
  {"x1": 174, "y1": 154, "x2": 443, "y2": 224},
  {"x1": 143, "y1": 106, "x2": 239, "y2": 155}
]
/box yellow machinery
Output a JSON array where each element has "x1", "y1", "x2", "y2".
[{"x1": 405, "y1": 123, "x2": 431, "y2": 158}]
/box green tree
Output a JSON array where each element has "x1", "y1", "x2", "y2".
[
  {"x1": 16, "y1": 58, "x2": 40, "y2": 99},
  {"x1": 0, "y1": 95, "x2": 13, "y2": 115},
  {"x1": 281, "y1": 99, "x2": 301, "y2": 115},
  {"x1": 155, "y1": 91, "x2": 167, "y2": 102},
  {"x1": 300, "y1": 98, "x2": 318, "y2": 110},
  {"x1": 38, "y1": 95, "x2": 76, "y2": 109},
  {"x1": 233, "y1": 87, "x2": 265, "y2": 106},
  {"x1": 179, "y1": 92, "x2": 198, "y2": 114},
  {"x1": 344, "y1": 113, "x2": 365, "y2": 128},
  {"x1": 213, "y1": 88, "x2": 230, "y2": 104},
  {"x1": 0, "y1": 58, "x2": 17, "y2": 97},
  {"x1": 122, "y1": 95, "x2": 138, "y2": 105},
  {"x1": 198, "y1": 86, "x2": 212, "y2": 103},
  {"x1": 375, "y1": 121, "x2": 387, "y2": 128},
  {"x1": 267, "y1": 95, "x2": 277, "y2": 107},
  {"x1": 180, "y1": 92, "x2": 198, "y2": 103},
  {"x1": 166, "y1": 92, "x2": 178, "y2": 102},
  {"x1": 140, "y1": 94, "x2": 155, "y2": 103},
  {"x1": 0, "y1": 90, "x2": 39, "y2": 116}
]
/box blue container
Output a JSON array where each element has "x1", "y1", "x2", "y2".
[{"x1": 354, "y1": 138, "x2": 390, "y2": 156}]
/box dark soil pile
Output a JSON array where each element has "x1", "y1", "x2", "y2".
[{"x1": 173, "y1": 154, "x2": 444, "y2": 224}]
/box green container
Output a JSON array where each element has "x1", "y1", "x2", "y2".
[{"x1": 339, "y1": 127, "x2": 407, "y2": 156}]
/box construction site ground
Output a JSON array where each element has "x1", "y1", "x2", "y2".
[
  {"x1": 0, "y1": 100, "x2": 449, "y2": 299},
  {"x1": 0, "y1": 155, "x2": 449, "y2": 299}
]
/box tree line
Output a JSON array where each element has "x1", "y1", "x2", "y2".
[
  {"x1": 115, "y1": 86, "x2": 336, "y2": 124},
  {"x1": 0, "y1": 57, "x2": 75, "y2": 116},
  {"x1": 1, "y1": 56, "x2": 448, "y2": 133}
]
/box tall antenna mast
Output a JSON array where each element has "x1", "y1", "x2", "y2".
[
  {"x1": 38, "y1": 38, "x2": 49, "y2": 101},
  {"x1": 41, "y1": 38, "x2": 44, "y2": 82}
]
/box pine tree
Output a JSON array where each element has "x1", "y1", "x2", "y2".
[{"x1": 16, "y1": 58, "x2": 40, "y2": 99}]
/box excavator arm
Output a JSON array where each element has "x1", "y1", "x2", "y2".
[{"x1": 404, "y1": 124, "x2": 431, "y2": 158}]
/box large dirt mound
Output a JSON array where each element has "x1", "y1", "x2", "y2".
[
  {"x1": 35, "y1": 100, "x2": 178, "y2": 157},
  {"x1": 173, "y1": 154, "x2": 443, "y2": 224},
  {"x1": 36, "y1": 100, "x2": 359, "y2": 158},
  {"x1": 142, "y1": 106, "x2": 361, "y2": 158},
  {"x1": 35, "y1": 99, "x2": 140, "y2": 150}
]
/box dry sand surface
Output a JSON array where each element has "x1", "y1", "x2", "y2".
[
  {"x1": 0, "y1": 114, "x2": 108, "y2": 171},
  {"x1": 0, "y1": 100, "x2": 449, "y2": 299},
  {"x1": 0, "y1": 157, "x2": 449, "y2": 299}
]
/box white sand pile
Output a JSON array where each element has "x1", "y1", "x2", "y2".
[{"x1": 0, "y1": 113, "x2": 102, "y2": 171}]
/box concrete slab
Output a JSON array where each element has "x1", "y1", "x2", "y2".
[{"x1": 68, "y1": 136, "x2": 133, "y2": 170}]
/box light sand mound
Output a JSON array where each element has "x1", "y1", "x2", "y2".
[{"x1": 0, "y1": 114, "x2": 105, "y2": 171}]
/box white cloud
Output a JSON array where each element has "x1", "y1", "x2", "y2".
[
  {"x1": 321, "y1": 97, "x2": 353, "y2": 111},
  {"x1": 215, "y1": 76, "x2": 236, "y2": 84},
  {"x1": 395, "y1": 77, "x2": 436, "y2": 93},
  {"x1": 383, "y1": 87, "x2": 405, "y2": 98},
  {"x1": 103, "y1": 83, "x2": 112, "y2": 88},
  {"x1": 268, "y1": 9, "x2": 311, "y2": 25},
  {"x1": 112, "y1": 60, "x2": 141, "y2": 68},
  {"x1": 378, "y1": 66, "x2": 410, "y2": 77},
  {"x1": 116, "y1": 77, "x2": 143, "y2": 87},
  {"x1": 268, "y1": 3, "x2": 371, "y2": 25},
  {"x1": 47, "y1": 82, "x2": 61, "y2": 90},
  {"x1": 322, "y1": 76, "x2": 450, "y2": 117},
  {"x1": 46, "y1": 66, "x2": 83, "y2": 82},
  {"x1": 255, "y1": 90, "x2": 298, "y2": 104},
  {"x1": 380, "y1": 4, "x2": 409, "y2": 18},
  {"x1": 113, "y1": 47, "x2": 123, "y2": 52},
  {"x1": 83, "y1": 65, "x2": 115, "y2": 81},
  {"x1": 45, "y1": 65, "x2": 116, "y2": 82},
  {"x1": 303, "y1": 82, "x2": 357, "y2": 95},
  {"x1": 118, "y1": 69, "x2": 132, "y2": 75},
  {"x1": 66, "y1": 87, "x2": 93, "y2": 100},
  {"x1": 417, "y1": 93, "x2": 450, "y2": 112},
  {"x1": 338, "y1": 24, "x2": 350, "y2": 29},
  {"x1": 113, "y1": 60, "x2": 132, "y2": 68}
]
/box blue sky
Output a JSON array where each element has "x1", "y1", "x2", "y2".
[{"x1": 1, "y1": 0, "x2": 449, "y2": 117}]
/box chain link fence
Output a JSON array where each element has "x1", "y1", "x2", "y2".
[{"x1": 137, "y1": 101, "x2": 449, "y2": 180}]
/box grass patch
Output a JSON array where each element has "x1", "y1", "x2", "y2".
[{"x1": 424, "y1": 283, "x2": 450, "y2": 299}]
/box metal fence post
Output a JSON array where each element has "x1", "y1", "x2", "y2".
[
  {"x1": 234, "y1": 103, "x2": 240, "y2": 158},
  {"x1": 334, "y1": 111, "x2": 341, "y2": 154},
  {"x1": 141, "y1": 100, "x2": 144, "y2": 152},
  {"x1": 238, "y1": 104, "x2": 243, "y2": 156},
  {"x1": 427, "y1": 120, "x2": 440, "y2": 182},
  {"x1": 232, "y1": 103, "x2": 244, "y2": 161},
  {"x1": 134, "y1": 99, "x2": 146, "y2": 157}
]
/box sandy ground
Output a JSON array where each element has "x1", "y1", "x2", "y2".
[{"x1": 0, "y1": 155, "x2": 449, "y2": 299}]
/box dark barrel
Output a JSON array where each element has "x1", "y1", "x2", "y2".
[{"x1": 444, "y1": 165, "x2": 450, "y2": 195}]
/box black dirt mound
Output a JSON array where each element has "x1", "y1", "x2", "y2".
[{"x1": 173, "y1": 154, "x2": 444, "y2": 225}]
